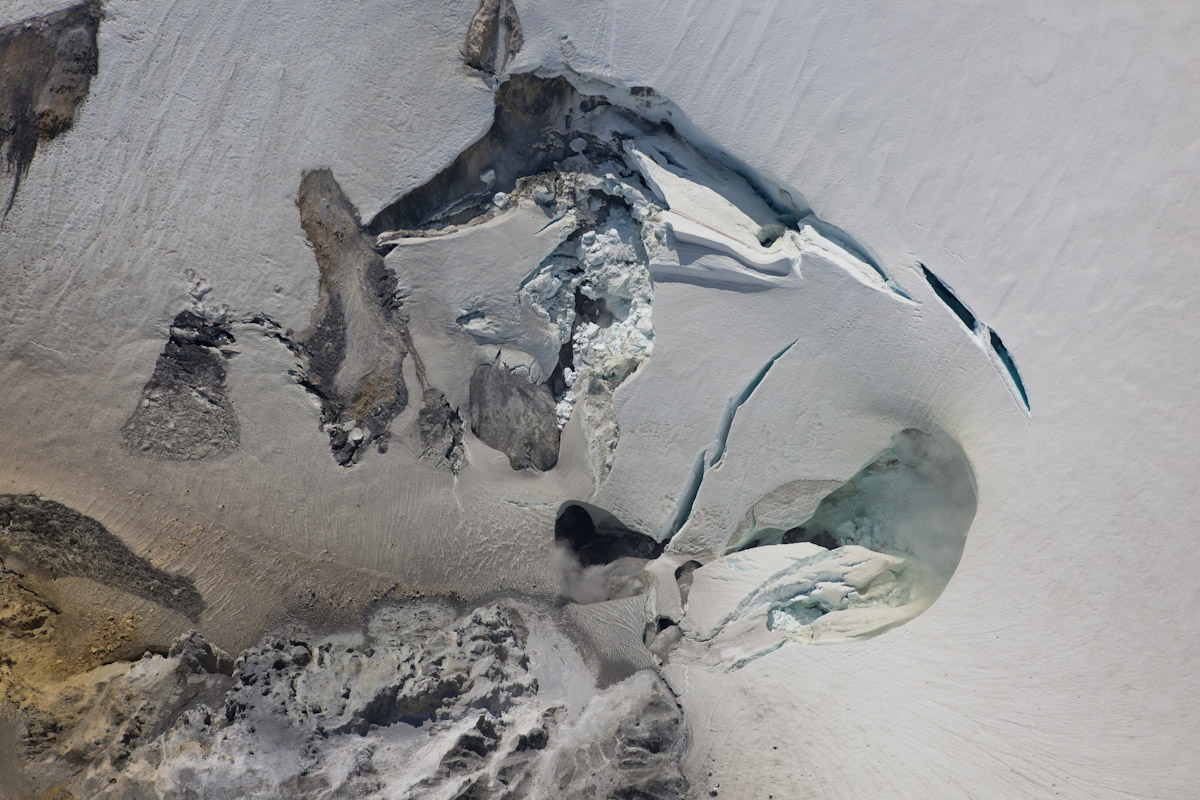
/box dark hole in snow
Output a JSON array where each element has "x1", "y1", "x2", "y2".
[
  {"x1": 554, "y1": 502, "x2": 662, "y2": 567},
  {"x1": 780, "y1": 526, "x2": 838, "y2": 550},
  {"x1": 547, "y1": 338, "x2": 575, "y2": 401},
  {"x1": 575, "y1": 288, "x2": 614, "y2": 328},
  {"x1": 456, "y1": 309, "x2": 486, "y2": 326},
  {"x1": 674, "y1": 560, "x2": 701, "y2": 605},
  {"x1": 756, "y1": 225, "x2": 784, "y2": 247},
  {"x1": 548, "y1": 285, "x2": 613, "y2": 402}
]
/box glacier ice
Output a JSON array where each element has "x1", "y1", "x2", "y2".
[
  {"x1": 727, "y1": 428, "x2": 977, "y2": 584},
  {"x1": 671, "y1": 542, "x2": 935, "y2": 669},
  {"x1": 0, "y1": 0, "x2": 1191, "y2": 795},
  {"x1": 640, "y1": 429, "x2": 977, "y2": 671}
]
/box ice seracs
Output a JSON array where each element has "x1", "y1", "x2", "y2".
[
  {"x1": 669, "y1": 543, "x2": 934, "y2": 669},
  {"x1": 638, "y1": 429, "x2": 977, "y2": 670},
  {"x1": 519, "y1": 196, "x2": 655, "y2": 475}
]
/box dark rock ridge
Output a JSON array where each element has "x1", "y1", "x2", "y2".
[
  {"x1": 12, "y1": 626, "x2": 235, "y2": 790},
  {"x1": 122, "y1": 309, "x2": 241, "y2": 461},
  {"x1": 297, "y1": 168, "x2": 413, "y2": 465},
  {"x1": 366, "y1": 73, "x2": 604, "y2": 235},
  {"x1": 0, "y1": 493, "x2": 205, "y2": 620},
  {"x1": 295, "y1": 169, "x2": 467, "y2": 469},
  {"x1": 464, "y1": 0, "x2": 523, "y2": 76},
  {"x1": 0, "y1": 0, "x2": 101, "y2": 218}
]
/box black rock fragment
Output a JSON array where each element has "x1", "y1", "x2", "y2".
[
  {"x1": 469, "y1": 361, "x2": 560, "y2": 471},
  {"x1": 419, "y1": 388, "x2": 466, "y2": 473}
]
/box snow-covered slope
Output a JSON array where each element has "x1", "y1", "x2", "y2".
[
  {"x1": 515, "y1": 3, "x2": 1200, "y2": 798},
  {"x1": 2, "y1": 1, "x2": 1197, "y2": 798}
]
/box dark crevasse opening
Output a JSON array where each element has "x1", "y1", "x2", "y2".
[
  {"x1": 920, "y1": 265, "x2": 1030, "y2": 414},
  {"x1": 988, "y1": 327, "x2": 1030, "y2": 411},
  {"x1": 920, "y1": 263, "x2": 978, "y2": 334},
  {"x1": 779, "y1": 526, "x2": 838, "y2": 550},
  {"x1": 673, "y1": 560, "x2": 701, "y2": 605}
]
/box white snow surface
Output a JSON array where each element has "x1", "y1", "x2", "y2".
[{"x1": 1, "y1": 1, "x2": 1198, "y2": 798}]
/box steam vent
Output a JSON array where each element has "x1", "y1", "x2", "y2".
[{"x1": 2, "y1": 1, "x2": 1197, "y2": 797}]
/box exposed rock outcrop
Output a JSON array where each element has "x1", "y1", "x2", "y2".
[
  {"x1": 0, "y1": 494, "x2": 205, "y2": 620},
  {"x1": 464, "y1": 0, "x2": 523, "y2": 76},
  {"x1": 0, "y1": 1, "x2": 101, "y2": 218},
  {"x1": 297, "y1": 169, "x2": 415, "y2": 465},
  {"x1": 3, "y1": 598, "x2": 688, "y2": 800},
  {"x1": 469, "y1": 360, "x2": 560, "y2": 471},
  {"x1": 122, "y1": 310, "x2": 240, "y2": 461},
  {"x1": 543, "y1": 670, "x2": 688, "y2": 800}
]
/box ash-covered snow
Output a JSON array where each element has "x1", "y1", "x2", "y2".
[{"x1": 17, "y1": 599, "x2": 687, "y2": 800}]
